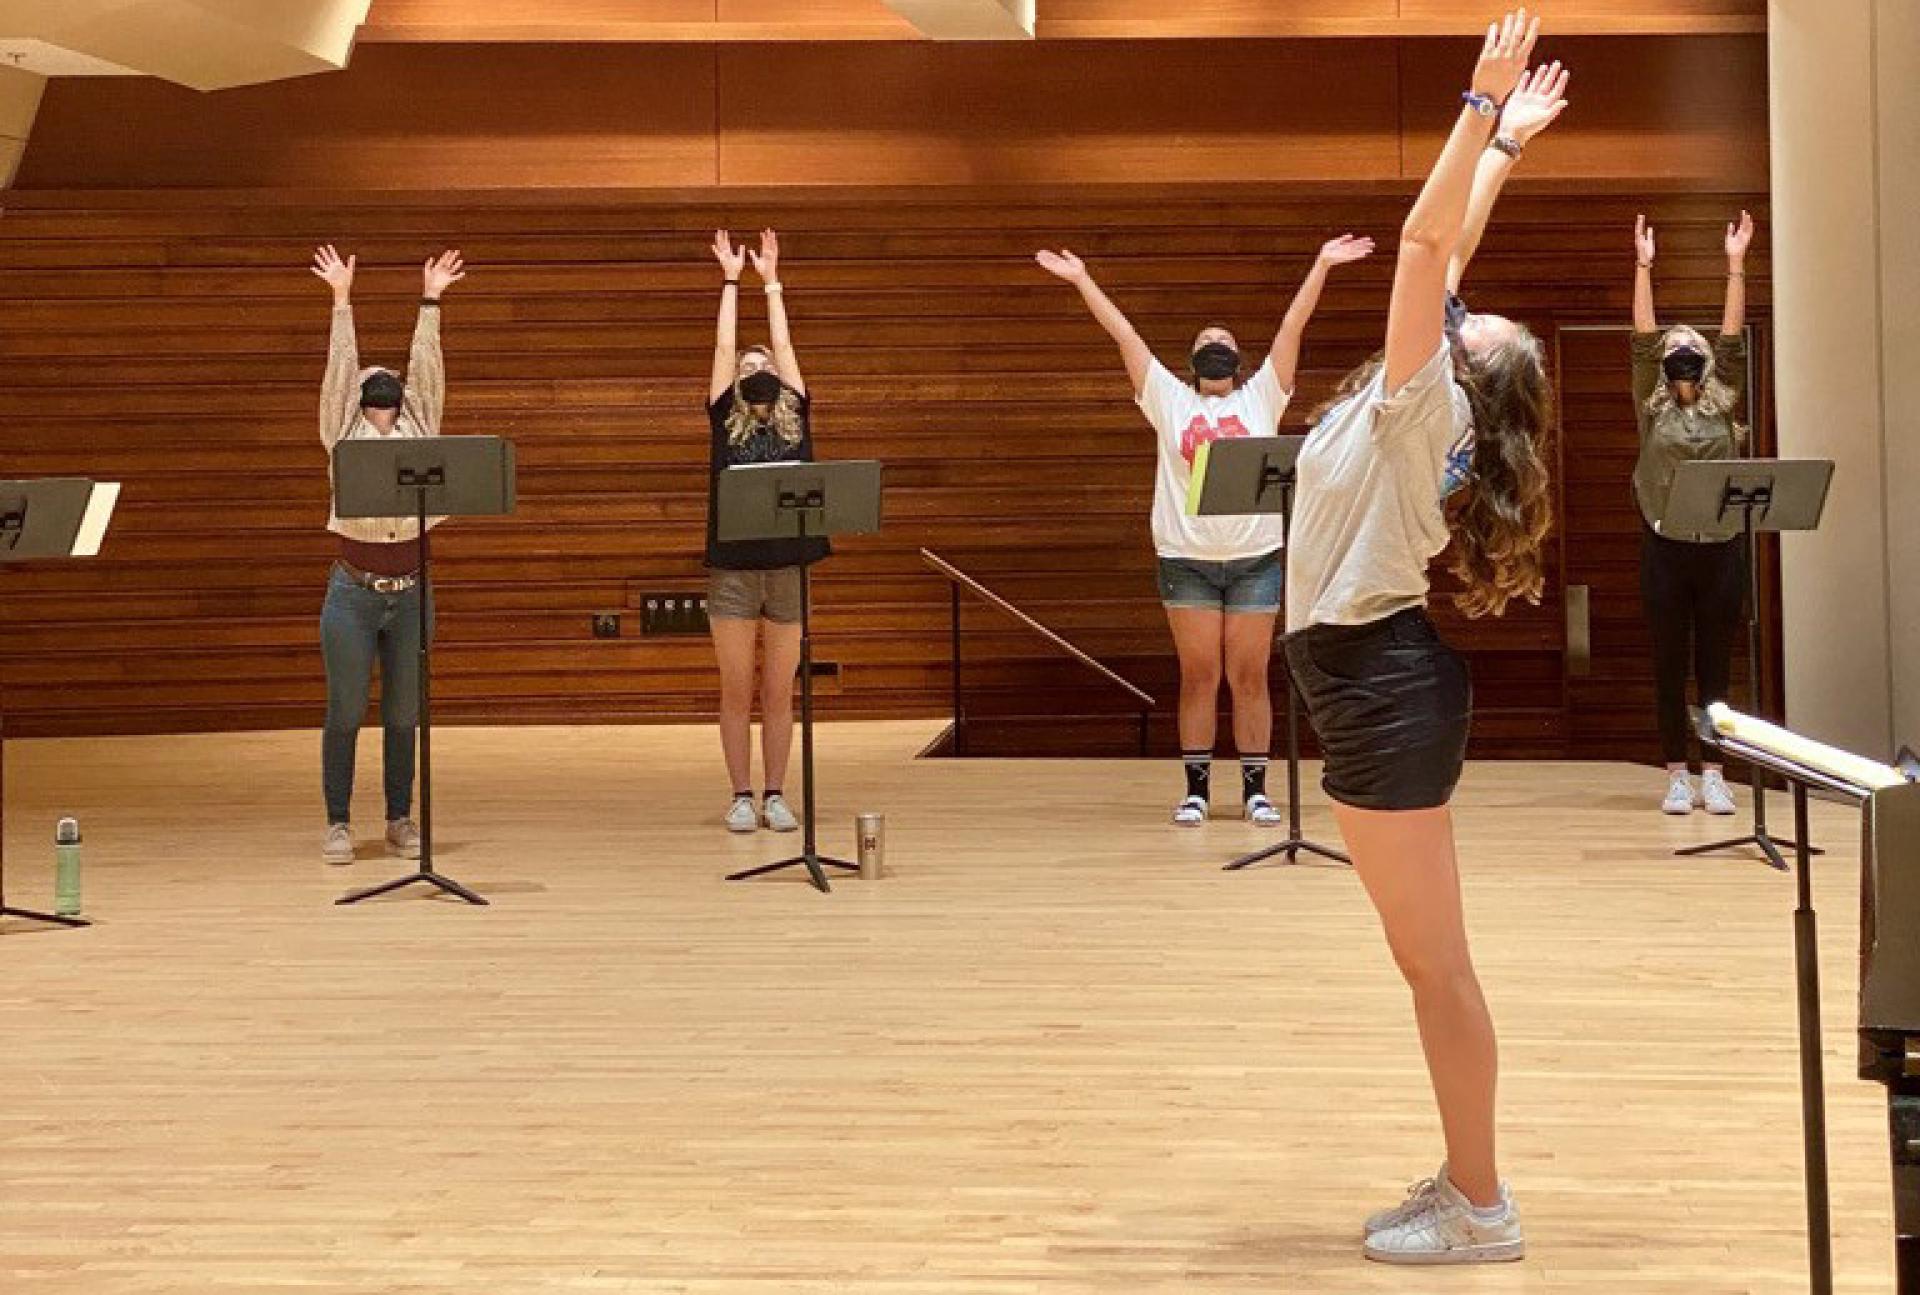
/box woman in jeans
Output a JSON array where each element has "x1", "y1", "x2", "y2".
[
  {"x1": 311, "y1": 245, "x2": 465, "y2": 865},
  {"x1": 705, "y1": 229, "x2": 826, "y2": 834},
  {"x1": 1036, "y1": 235, "x2": 1374, "y2": 826},
  {"x1": 1631, "y1": 210, "x2": 1754, "y2": 815},
  {"x1": 1285, "y1": 18, "x2": 1563, "y2": 1261}
]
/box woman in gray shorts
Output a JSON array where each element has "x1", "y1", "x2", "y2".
[{"x1": 705, "y1": 229, "x2": 828, "y2": 835}]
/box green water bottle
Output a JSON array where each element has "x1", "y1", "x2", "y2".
[{"x1": 54, "y1": 817, "x2": 82, "y2": 918}]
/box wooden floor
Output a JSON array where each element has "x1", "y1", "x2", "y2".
[{"x1": 0, "y1": 721, "x2": 1898, "y2": 1293}]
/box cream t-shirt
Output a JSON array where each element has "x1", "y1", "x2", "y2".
[
  {"x1": 1286, "y1": 343, "x2": 1473, "y2": 632},
  {"x1": 1135, "y1": 357, "x2": 1292, "y2": 562}
]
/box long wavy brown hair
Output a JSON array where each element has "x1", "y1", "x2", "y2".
[
  {"x1": 1449, "y1": 327, "x2": 1555, "y2": 618},
  {"x1": 1311, "y1": 327, "x2": 1555, "y2": 619}
]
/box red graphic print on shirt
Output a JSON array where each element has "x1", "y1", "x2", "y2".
[{"x1": 1179, "y1": 414, "x2": 1251, "y2": 466}]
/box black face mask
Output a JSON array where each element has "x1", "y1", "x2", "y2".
[
  {"x1": 738, "y1": 370, "x2": 783, "y2": 406},
  {"x1": 1662, "y1": 347, "x2": 1707, "y2": 385},
  {"x1": 1190, "y1": 342, "x2": 1241, "y2": 382},
  {"x1": 359, "y1": 372, "x2": 404, "y2": 410}
]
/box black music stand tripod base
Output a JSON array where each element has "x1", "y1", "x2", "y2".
[
  {"x1": 1182, "y1": 437, "x2": 1348, "y2": 873},
  {"x1": 336, "y1": 868, "x2": 488, "y2": 907},
  {"x1": 1, "y1": 903, "x2": 90, "y2": 929},
  {"x1": 1226, "y1": 834, "x2": 1350, "y2": 872},
  {"x1": 725, "y1": 852, "x2": 858, "y2": 893},
  {"x1": 1658, "y1": 458, "x2": 1834, "y2": 873}
]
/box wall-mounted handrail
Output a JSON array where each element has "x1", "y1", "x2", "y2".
[{"x1": 921, "y1": 547, "x2": 1155, "y2": 755}]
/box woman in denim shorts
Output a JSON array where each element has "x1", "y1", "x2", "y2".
[{"x1": 1036, "y1": 236, "x2": 1373, "y2": 824}]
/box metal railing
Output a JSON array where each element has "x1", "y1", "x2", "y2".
[{"x1": 920, "y1": 548, "x2": 1156, "y2": 756}]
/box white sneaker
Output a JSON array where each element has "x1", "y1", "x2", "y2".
[
  {"x1": 725, "y1": 796, "x2": 758, "y2": 834},
  {"x1": 1243, "y1": 794, "x2": 1283, "y2": 827},
  {"x1": 384, "y1": 818, "x2": 422, "y2": 860},
  {"x1": 1662, "y1": 770, "x2": 1696, "y2": 815},
  {"x1": 322, "y1": 823, "x2": 354, "y2": 865},
  {"x1": 762, "y1": 794, "x2": 800, "y2": 833},
  {"x1": 1701, "y1": 769, "x2": 1738, "y2": 815},
  {"x1": 1363, "y1": 1164, "x2": 1448, "y2": 1237},
  {"x1": 1363, "y1": 1172, "x2": 1524, "y2": 1265},
  {"x1": 1172, "y1": 795, "x2": 1209, "y2": 826}
]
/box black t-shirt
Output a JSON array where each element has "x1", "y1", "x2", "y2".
[{"x1": 705, "y1": 386, "x2": 833, "y2": 570}]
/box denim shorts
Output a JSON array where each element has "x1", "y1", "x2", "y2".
[
  {"x1": 1156, "y1": 550, "x2": 1284, "y2": 614},
  {"x1": 1284, "y1": 608, "x2": 1472, "y2": 811}
]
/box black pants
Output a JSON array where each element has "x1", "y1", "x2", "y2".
[{"x1": 1640, "y1": 524, "x2": 1745, "y2": 765}]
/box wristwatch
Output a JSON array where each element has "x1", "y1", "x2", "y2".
[
  {"x1": 1462, "y1": 91, "x2": 1500, "y2": 118},
  {"x1": 1490, "y1": 135, "x2": 1524, "y2": 159}
]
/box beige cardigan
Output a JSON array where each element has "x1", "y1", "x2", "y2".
[{"x1": 320, "y1": 303, "x2": 447, "y2": 544}]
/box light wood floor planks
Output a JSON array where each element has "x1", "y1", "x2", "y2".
[{"x1": 0, "y1": 721, "x2": 1899, "y2": 1292}]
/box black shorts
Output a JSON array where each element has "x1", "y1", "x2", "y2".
[{"x1": 1284, "y1": 608, "x2": 1471, "y2": 811}]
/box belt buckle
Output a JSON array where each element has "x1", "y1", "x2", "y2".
[{"x1": 371, "y1": 575, "x2": 408, "y2": 595}]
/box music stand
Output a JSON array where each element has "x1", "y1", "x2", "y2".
[
  {"x1": 715, "y1": 460, "x2": 882, "y2": 893},
  {"x1": 0, "y1": 479, "x2": 121, "y2": 929},
  {"x1": 1185, "y1": 437, "x2": 1349, "y2": 872},
  {"x1": 330, "y1": 437, "x2": 516, "y2": 907},
  {"x1": 1659, "y1": 458, "x2": 1834, "y2": 872}
]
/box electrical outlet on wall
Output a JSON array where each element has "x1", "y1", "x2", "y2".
[{"x1": 639, "y1": 593, "x2": 710, "y2": 636}]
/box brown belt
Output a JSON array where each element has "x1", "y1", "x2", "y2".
[{"x1": 334, "y1": 560, "x2": 420, "y2": 595}]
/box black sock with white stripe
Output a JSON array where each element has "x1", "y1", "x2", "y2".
[
  {"x1": 1241, "y1": 755, "x2": 1270, "y2": 802},
  {"x1": 1182, "y1": 752, "x2": 1211, "y2": 802}
]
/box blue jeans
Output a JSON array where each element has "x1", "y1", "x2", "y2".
[{"x1": 320, "y1": 564, "x2": 432, "y2": 825}]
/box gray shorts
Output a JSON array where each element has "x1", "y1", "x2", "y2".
[{"x1": 708, "y1": 566, "x2": 804, "y2": 624}]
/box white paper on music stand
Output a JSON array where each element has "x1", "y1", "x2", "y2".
[
  {"x1": 72, "y1": 482, "x2": 120, "y2": 558},
  {"x1": 1707, "y1": 702, "x2": 1905, "y2": 792}
]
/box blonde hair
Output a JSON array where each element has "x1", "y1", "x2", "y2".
[
  {"x1": 725, "y1": 346, "x2": 805, "y2": 447},
  {"x1": 1646, "y1": 325, "x2": 1747, "y2": 445}
]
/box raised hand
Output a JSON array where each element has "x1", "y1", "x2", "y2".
[
  {"x1": 712, "y1": 229, "x2": 748, "y2": 281},
  {"x1": 1034, "y1": 249, "x2": 1089, "y2": 284},
  {"x1": 748, "y1": 228, "x2": 781, "y2": 282},
  {"x1": 1317, "y1": 234, "x2": 1376, "y2": 267},
  {"x1": 423, "y1": 250, "x2": 465, "y2": 299},
  {"x1": 1500, "y1": 59, "x2": 1569, "y2": 143},
  {"x1": 1635, "y1": 214, "x2": 1656, "y2": 267},
  {"x1": 1470, "y1": 9, "x2": 1540, "y2": 106},
  {"x1": 1724, "y1": 210, "x2": 1754, "y2": 264},
  {"x1": 311, "y1": 244, "x2": 355, "y2": 301}
]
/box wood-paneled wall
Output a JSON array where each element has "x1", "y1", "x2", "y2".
[
  {"x1": 15, "y1": 37, "x2": 1770, "y2": 192},
  {"x1": 355, "y1": 0, "x2": 1765, "y2": 41},
  {"x1": 0, "y1": 38, "x2": 1771, "y2": 758}
]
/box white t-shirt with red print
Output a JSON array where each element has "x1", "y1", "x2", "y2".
[{"x1": 1135, "y1": 356, "x2": 1292, "y2": 561}]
